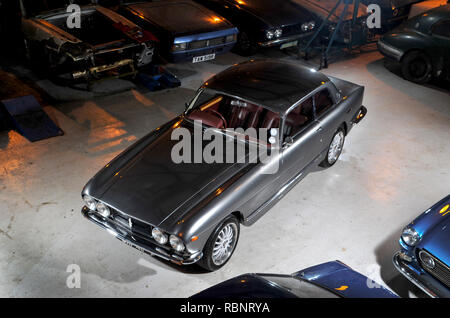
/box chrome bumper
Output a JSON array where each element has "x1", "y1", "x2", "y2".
[
  {"x1": 377, "y1": 40, "x2": 403, "y2": 62},
  {"x1": 259, "y1": 32, "x2": 313, "y2": 48},
  {"x1": 393, "y1": 251, "x2": 450, "y2": 298},
  {"x1": 81, "y1": 206, "x2": 203, "y2": 265}
]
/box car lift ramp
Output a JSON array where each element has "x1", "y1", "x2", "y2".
[
  {"x1": 298, "y1": 0, "x2": 374, "y2": 69},
  {"x1": 1, "y1": 95, "x2": 63, "y2": 142}
]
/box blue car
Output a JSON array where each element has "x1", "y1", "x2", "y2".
[
  {"x1": 393, "y1": 194, "x2": 450, "y2": 298},
  {"x1": 113, "y1": 0, "x2": 238, "y2": 63},
  {"x1": 192, "y1": 261, "x2": 398, "y2": 298}
]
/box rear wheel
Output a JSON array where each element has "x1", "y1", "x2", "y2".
[
  {"x1": 320, "y1": 128, "x2": 345, "y2": 168},
  {"x1": 401, "y1": 51, "x2": 432, "y2": 84},
  {"x1": 198, "y1": 215, "x2": 240, "y2": 271}
]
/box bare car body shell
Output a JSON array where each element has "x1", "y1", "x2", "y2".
[{"x1": 20, "y1": 0, "x2": 156, "y2": 84}]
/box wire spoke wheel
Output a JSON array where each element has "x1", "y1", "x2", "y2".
[
  {"x1": 327, "y1": 130, "x2": 345, "y2": 164},
  {"x1": 212, "y1": 223, "x2": 238, "y2": 266}
]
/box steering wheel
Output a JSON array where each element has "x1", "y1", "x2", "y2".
[{"x1": 205, "y1": 109, "x2": 228, "y2": 128}]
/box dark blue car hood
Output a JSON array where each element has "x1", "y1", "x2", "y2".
[
  {"x1": 295, "y1": 261, "x2": 398, "y2": 298},
  {"x1": 192, "y1": 261, "x2": 398, "y2": 298}
]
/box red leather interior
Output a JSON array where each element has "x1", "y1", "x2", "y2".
[
  {"x1": 261, "y1": 111, "x2": 280, "y2": 129},
  {"x1": 187, "y1": 110, "x2": 224, "y2": 128}
]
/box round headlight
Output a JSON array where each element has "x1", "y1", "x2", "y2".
[
  {"x1": 265, "y1": 30, "x2": 274, "y2": 40},
  {"x1": 419, "y1": 251, "x2": 435, "y2": 269},
  {"x1": 301, "y1": 23, "x2": 309, "y2": 32},
  {"x1": 274, "y1": 28, "x2": 282, "y2": 38},
  {"x1": 96, "y1": 203, "x2": 110, "y2": 218},
  {"x1": 169, "y1": 235, "x2": 185, "y2": 252},
  {"x1": 401, "y1": 226, "x2": 421, "y2": 246},
  {"x1": 83, "y1": 195, "x2": 97, "y2": 211},
  {"x1": 308, "y1": 21, "x2": 315, "y2": 30},
  {"x1": 152, "y1": 228, "x2": 168, "y2": 244}
]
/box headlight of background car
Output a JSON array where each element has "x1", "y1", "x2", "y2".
[
  {"x1": 152, "y1": 228, "x2": 168, "y2": 244},
  {"x1": 274, "y1": 28, "x2": 282, "y2": 38},
  {"x1": 169, "y1": 235, "x2": 185, "y2": 252},
  {"x1": 226, "y1": 34, "x2": 237, "y2": 42},
  {"x1": 83, "y1": 195, "x2": 97, "y2": 211},
  {"x1": 172, "y1": 42, "x2": 187, "y2": 52},
  {"x1": 265, "y1": 30, "x2": 275, "y2": 40},
  {"x1": 302, "y1": 21, "x2": 316, "y2": 31},
  {"x1": 96, "y1": 202, "x2": 110, "y2": 218},
  {"x1": 401, "y1": 226, "x2": 421, "y2": 246}
]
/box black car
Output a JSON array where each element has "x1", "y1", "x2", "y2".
[
  {"x1": 192, "y1": 261, "x2": 398, "y2": 298},
  {"x1": 378, "y1": 4, "x2": 450, "y2": 83},
  {"x1": 111, "y1": 0, "x2": 238, "y2": 63},
  {"x1": 193, "y1": 0, "x2": 318, "y2": 56},
  {"x1": 362, "y1": 0, "x2": 428, "y2": 32}
]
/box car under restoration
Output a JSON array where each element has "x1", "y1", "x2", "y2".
[
  {"x1": 20, "y1": 0, "x2": 156, "y2": 85},
  {"x1": 81, "y1": 59, "x2": 367, "y2": 271}
]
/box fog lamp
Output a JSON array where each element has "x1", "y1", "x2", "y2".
[
  {"x1": 419, "y1": 251, "x2": 435, "y2": 269},
  {"x1": 96, "y1": 203, "x2": 110, "y2": 218},
  {"x1": 169, "y1": 235, "x2": 185, "y2": 252}
]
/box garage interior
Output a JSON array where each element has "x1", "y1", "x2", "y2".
[{"x1": 0, "y1": 1, "x2": 449, "y2": 298}]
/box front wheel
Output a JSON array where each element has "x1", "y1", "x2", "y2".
[
  {"x1": 320, "y1": 128, "x2": 345, "y2": 168},
  {"x1": 198, "y1": 215, "x2": 240, "y2": 271},
  {"x1": 401, "y1": 51, "x2": 432, "y2": 84}
]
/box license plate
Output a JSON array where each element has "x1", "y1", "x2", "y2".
[
  {"x1": 193, "y1": 54, "x2": 215, "y2": 63},
  {"x1": 280, "y1": 41, "x2": 298, "y2": 49}
]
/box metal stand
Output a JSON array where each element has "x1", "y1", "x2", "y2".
[{"x1": 299, "y1": 0, "x2": 366, "y2": 69}]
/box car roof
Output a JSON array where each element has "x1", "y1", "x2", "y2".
[
  {"x1": 204, "y1": 59, "x2": 330, "y2": 114},
  {"x1": 406, "y1": 4, "x2": 450, "y2": 31}
]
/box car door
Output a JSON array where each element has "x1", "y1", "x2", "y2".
[
  {"x1": 430, "y1": 19, "x2": 450, "y2": 78},
  {"x1": 312, "y1": 86, "x2": 347, "y2": 151},
  {"x1": 278, "y1": 96, "x2": 324, "y2": 185}
]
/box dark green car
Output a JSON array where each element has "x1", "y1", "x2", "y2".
[{"x1": 377, "y1": 4, "x2": 450, "y2": 84}]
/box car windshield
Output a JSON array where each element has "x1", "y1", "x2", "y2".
[
  {"x1": 185, "y1": 89, "x2": 281, "y2": 144},
  {"x1": 259, "y1": 274, "x2": 340, "y2": 298}
]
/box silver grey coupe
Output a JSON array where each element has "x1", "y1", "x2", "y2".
[{"x1": 81, "y1": 59, "x2": 367, "y2": 271}]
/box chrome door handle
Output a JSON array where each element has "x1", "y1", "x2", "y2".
[{"x1": 316, "y1": 127, "x2": 323, "y2": 132}]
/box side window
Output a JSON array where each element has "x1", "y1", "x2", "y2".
[
  {"x1": 283, "y1": 97, "x2": 314, "y2": 138},
  {"x1": 432, "y1": 20, "x2": 450, "y2": 38},
  {"x1": 314, "y1": 89, "x2": 334, "y2": 117}
]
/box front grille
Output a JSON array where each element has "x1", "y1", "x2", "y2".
[
  {"x1": 111, "y1": 209, "x2": 154, "y2": 239},
  {"x1": 419, "y1": 250, "x2": 450, "y2": 288},
  {"x1": 187, "y1": 36, "x2": 226, "y2": 50},
  {"x1": 282, "y1": 23, "x2": 304, "y2": 36}
]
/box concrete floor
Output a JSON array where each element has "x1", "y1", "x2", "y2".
[{"x1": 0, "y1": 48, "x2": 449, "y2": 297}]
